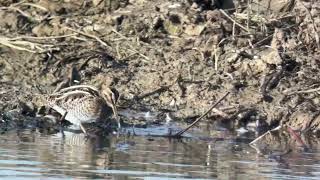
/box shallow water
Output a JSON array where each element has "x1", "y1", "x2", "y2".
[{"x1": 1, "y1": 125, "x2": 320, "y2": 180}]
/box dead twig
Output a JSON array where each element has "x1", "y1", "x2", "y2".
[
  {"x1": 0, "y1": 38, "x2": 36, "y2": 53},
  {"x1": 211, "y1": 108, "x2": 229, "y2": 118},
  {"x1": 286, "y1": 126, "x2": 308, "y2": 150},
  {"x1": 191, "y1": 48, "x2": 205, "y2": 61},
  {"x1": 212, "y1": 108, "x2": 229, "y2": 118},
  {"x1": 249, "y1": 125, "x2": 282, "y2": 145},
  {"x1": 64, "y1": 26, "x2": 111, "y2": 48},
  {"x1": 111, "y1": 29, "x2": 150, "y2": 61},
  {"x1": 111, "y1": 29, "x2": 127, "y2": 39},
  {"x1": 127, "y1": 48, "x2": 150, "y2": 61},
  {"x1": 0, "y1": 6, "x2": 39, "y2": 21},
  {"x1": 213, "y1": 46, "x2": 219, "y2": 71},
  {"x1": 0, "y1": 37, "x2": 61, "y2": 53},
  {"x1": 135, "y1": 85, "x2": 171, "y2": 100},
  {"x1": 0, "y1": 33, "x2": 75, "y2": 53},
  {"x1": 10, "y1": 33, "x2": 77, "y2": 41},
  {"x1": 284, "y1": 86, "x2": 320, "y2": 95},
  {"x1": 297, "y1": 0, "x2": 320, "y2": 48},
  {"x1": 135, "y1": 77, "x2": 179, "y2": 101},
  {"x1": 173, "y1": 92, "x2": 230, "y2": 137},
  {"x1": 19, "y1": 2, "x2": 48, "y2": 11},
  {"x1": 219, "y1": 9, "x2": 250, "y2": 33}
]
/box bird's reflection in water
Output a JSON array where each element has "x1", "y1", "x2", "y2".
[{"x1": 38, "y1": 130, "x2": 115, "y2": 179}]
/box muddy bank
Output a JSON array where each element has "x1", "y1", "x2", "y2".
[{"x1": 0, "y1": 0, "x2": 320, "y2": 133}]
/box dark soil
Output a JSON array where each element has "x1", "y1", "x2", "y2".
[{"x1": 0, "y1": 0, "x2": 320, "y2": 134}]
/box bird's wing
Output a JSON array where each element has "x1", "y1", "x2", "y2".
[
  {"x1": 57, "y1": 85, "x2": 100, "y2": 96},
  {"x1": 47, "y1": 90, "x2": 92, "y2": 107}
]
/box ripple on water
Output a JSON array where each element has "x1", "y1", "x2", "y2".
[{"x1": 0, "y1": 128, "x2": 320, "y2": 179}]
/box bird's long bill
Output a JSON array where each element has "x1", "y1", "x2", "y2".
[{"x1": 112, "y1": 106, "x2": 121, "y2": 129}]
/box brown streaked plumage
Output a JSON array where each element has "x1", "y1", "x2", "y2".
[{"x1": 47, "y1": 84, "x2": 120, "y2": 133}]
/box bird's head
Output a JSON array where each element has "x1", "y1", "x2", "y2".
[{"x1": 101, "y1": 84, "x2": 121, "y2": 128}]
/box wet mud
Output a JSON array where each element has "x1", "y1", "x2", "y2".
[{"x1": 0, "y1": 0, "x2": 320, "y2": 135}]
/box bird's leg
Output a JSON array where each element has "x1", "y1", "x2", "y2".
[
  {"x1": 80, "y1": 123, "x2": 88, "y2": 135},
  {"x1": 60, "y1": 111, "x2": 67, "y2": 121},
  {"x1": 80, "y1": 123, "x2": 94, "y2": 140},
  {"x1": 132, "y1": 124, "x2": 136, "y2": 136},
  {"x1": 59, "y1": 111, "x2": 68, "y2": 136}
]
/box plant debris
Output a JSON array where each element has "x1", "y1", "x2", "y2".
[{"x1": 0, "y1": 0, "x2": 320, "y2": 135}]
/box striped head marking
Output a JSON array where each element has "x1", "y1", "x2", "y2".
[{"x1": 101, "y1": 85, "x2": 121, "y2": 128}]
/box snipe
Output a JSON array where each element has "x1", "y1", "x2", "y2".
[{"x1": 47, "y1": 84, "x2": 120, "y2": 134}]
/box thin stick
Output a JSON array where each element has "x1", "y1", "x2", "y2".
[
  {"x1": 219, "y1": 9, "x2": 250, "y2": 33},
  {"x1": 111, "y1": 29, "x2": 127, "y2": 39},
  {"x1": 1, "y1": 6, "x2": 37, "y2": 21},
  {"x1": 174, "y1": 92, "x2": 230, "y2": 137},
  {"x1": 214, "y1": 46, "x2": 219, "y2": 71},
  {"x1": 192, "y1": 48, "x2": 205, "y2": 61},
  {"x1": 249, "y1": 125, "x2": 282, "y2": 145},
  {"x1": 64, "y1": 26, "x2": 110, "y2": 47},
  {"x1": 211, "y1": 108, "x2": 229, "y2": 118},
  {"x1": 286, "y1": 126, "x2": 308, "y2": 149},
  {"x1": 297, "y1": 0, "x2": 320, "y2": 48},
  {"x1": 247, "y1": 0, "x2": 251, "y2": 31},
  {"x1": 20, "y1": 2, "x2": 48, "y2": 11},
  {"x1": 286, "y1": 86, "x2": 320, "y2": 95},
  {"x1": 0, "y1": 38, "x2": 36, "y2": 53},
  {"x1": 111, "y1": 29, "x2": 150, "y2": 61},
  {"x1": 127, "y1": 48, "x2": 150, "y2": 61},
  {"x1": 252, "y1": 34, "x2": 273, "y2": 48},
  {"x1": 10, "y1": 33, "x2": 77, "y2": 41}
]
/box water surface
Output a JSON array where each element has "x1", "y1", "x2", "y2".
[{"x1": 1, "y1": 125, "x2": 320, "y2": 179}]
